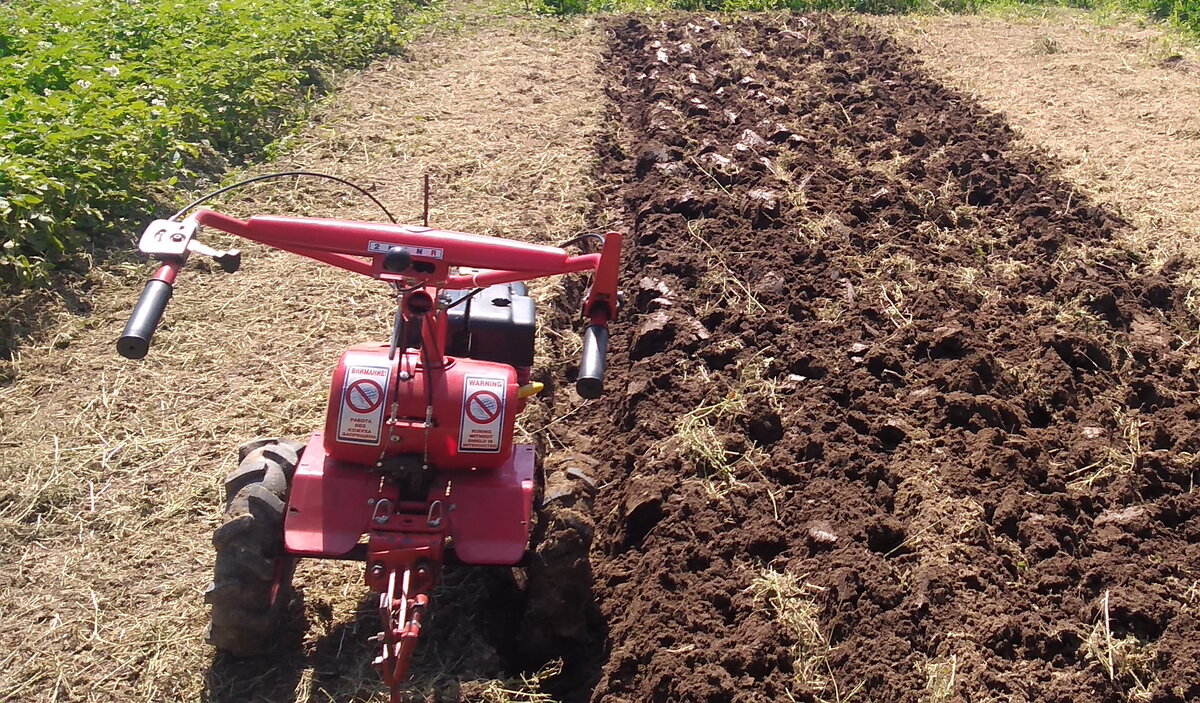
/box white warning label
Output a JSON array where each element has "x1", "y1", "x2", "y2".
[
  {"x1": 337, "y1": 364, "x2": 390, "y2": 445},
  {"x1": 368, "y1": 240, "x2": 444, "y2": 260},
  {"x1": 459, "y1": 375, "x2": 506, "y2": 453}
]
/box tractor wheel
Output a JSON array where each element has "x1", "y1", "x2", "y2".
[
  {"x1": 204, "y1": 438, "x2": 303, "y2": 656},
  {"x1": 517, "y1": 451, "x2": 603, "y2": 669}
]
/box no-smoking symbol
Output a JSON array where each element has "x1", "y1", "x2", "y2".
[
  {"x1": 346, "y1": 378, "x2": 384, "y2": 413},
  {"x1": 465, "y1": 390, "x2": 502, "y2": 424}
]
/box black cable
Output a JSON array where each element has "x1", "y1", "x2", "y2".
[
  {"x1": 170, "y1": 171, "x2": 398, "y2": 223},
  {"x1": 556, "y1": 232, "x2": 606, "y2": 250},
  {"x1": 442, "y1": 287, "x2": 484, "y2": 311}
]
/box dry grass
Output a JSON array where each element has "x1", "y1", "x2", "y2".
[
  {"x1": 922, "y1": 654, "x2": 957, "y2": 703},
  {"x1": 673, "y1": 351, "x2": 783, "y2": 492},
  {"x1": 1067, "y1": 408, "x2": 1145, "y2": 490},
  {"x1": 875, "y1": 10, "x2": 1200, "y2": 266},
  {"x1": 0, "y1": 2, "x2": 605, "y2": 700},
  {"x1": 458, "y1": 659, "x2": 563, "y2": 703},
  {"x1": 751, "y1": 569, "x2": 863, "y2": 703},
  {"x1": 687, "y1": 219, "x2": 766, "y2": 317},
  {"x1": 1086, "y1": 590, "x2": 1156, "y2": 700}
]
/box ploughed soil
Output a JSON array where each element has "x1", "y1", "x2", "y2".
[
  {"x1": 4, "y1": 9, "x2": 1200, "y2": 703},
  {"x1": 565, "y1": 15, "x2": 1200, "y2": 703}
]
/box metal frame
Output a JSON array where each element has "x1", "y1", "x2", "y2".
[{"x1": 138, "y1": 209, "x2": 621, "y2": 701}]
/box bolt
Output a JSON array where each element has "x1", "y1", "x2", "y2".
[
  {"x1": 170, "y1": 233, "x2": 185, "y2": 242},
  {"x1": 390, "y1": 435, "x2": 401, "y2": 442},
  {"x1": 370, "y1": 563, "x2": 384, "y2": 577},
  {"x1": 368, "y1": 498, "x2": 376, "y2": 506}
]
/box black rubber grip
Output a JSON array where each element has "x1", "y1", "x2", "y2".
[
  {"x1": 117, "y1": 279, "x2": 173, "y2": 359},
  {"x1": 576, "y1": 324, "x2": 608, "y2": 400}
]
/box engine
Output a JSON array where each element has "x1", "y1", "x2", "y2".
[{"x1": 322, "y1": 282, "x2": 536, "y2": 470}]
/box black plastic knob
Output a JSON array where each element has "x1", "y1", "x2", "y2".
[{"x1": 384, "y1": 246, "x2": 412, "y2": 273}]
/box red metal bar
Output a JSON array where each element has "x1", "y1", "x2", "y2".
[
  {"x1": 241, "y1": 215, "x2": 578, "y2": 271},
  {"x1": 191, "y1": 209, "x2": 603, "y2": 287},
  {"x1": 265, "y1": 240, "x2": 376, "y2": 277},
  {"x1": 443, "y1": 258, "x2": 600, "y2": 289},
  {"x1": 365, "y1": 532, "x2": 444, "y2": 702},
  {"x1": 583, "y1": 231, "x2": 623, "y2": 322},
  {"x1": 150, "y1": 260, "x2": 182, "y2": 285}
]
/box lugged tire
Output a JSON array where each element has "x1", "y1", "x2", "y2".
[
  {"x1": 517, "y1": 451, "x2": 603, "y2": 668},
  {"x1": 204, "y1": 438, "x2": 303, "y2": 656}
]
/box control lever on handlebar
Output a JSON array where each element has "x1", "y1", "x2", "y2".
[
  {"x1": 188, "y1": 240, "x2": 242, "y2": 273},
  {"x1": 576, "y1": 324, "x2": 608, "y2": 400},
  {"x1": 117, "y1": 217, "x2": 243, "y2": 360}
]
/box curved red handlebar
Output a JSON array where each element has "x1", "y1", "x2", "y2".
[
  {"x1": 123, "y1": 208, "x2": 622, "y2": 396},
  {"x1": 192, "y1": 209, "x2": 607, "y2": 290}
]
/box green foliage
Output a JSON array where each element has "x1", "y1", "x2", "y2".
[
  {"x1": 0, "y1": 0, "x2": 428, "y2": 289},
  {"x1": 1112, "y1": 0, "x2": 1199, "y2": 32},
  {"x1": 534, "y1": 0, "x2": 1199, "y2": 41}
]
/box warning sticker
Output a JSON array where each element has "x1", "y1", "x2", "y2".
[
  {"x1": 337, "y1": 364, "x2": 391, "y2": 445},
  {"x1": 459, "y1": 375, "x2": 507, "y2": 453}
]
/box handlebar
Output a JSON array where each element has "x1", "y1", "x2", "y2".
[
  {"x1": 576, "y1": 324, "x2": 608, "y2": 399},
  {"x1": 117, "y1": 263, "x2": 178, "y2": 359},
  {"x1": 117, "y1": 211, "x2": 623, "y2": 396}
]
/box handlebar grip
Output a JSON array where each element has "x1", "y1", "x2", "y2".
[
  {"x1": 576, "y1": 324, "x2": 608, "y2": 400},
  {"x1": 117, "y1": 279, "x2": 173, "y2": 359}
]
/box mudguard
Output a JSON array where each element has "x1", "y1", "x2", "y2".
[{"x1": 284, "y1": 433, "x2": 534, "y2": 564}]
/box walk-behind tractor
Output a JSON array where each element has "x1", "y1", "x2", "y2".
[{"x1": 116, "y1": 175, "x2": 621, "y2": 700}]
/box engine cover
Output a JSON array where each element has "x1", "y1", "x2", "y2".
[{"x1": 323, "y1": 343, "x2": 519, "y2": 469}]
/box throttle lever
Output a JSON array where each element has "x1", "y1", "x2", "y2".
[
  {"x1": 187, "y1": 240, "x2": 241, "y2": 273},
  {"x1": 214, "y1": 249, "x2": 241, "y2": 273}
]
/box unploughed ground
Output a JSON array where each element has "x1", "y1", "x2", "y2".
[
  {"x1": 879, "y1": 10, "x2": 1200, "y2": 262},
  {"x1": 2, "y1": 5, "x2": 1199, "y2": 703},
  {"x1": 0, "y1": 8, "x2": 607, "y2": 702}
]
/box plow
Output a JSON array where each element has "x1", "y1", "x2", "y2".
[{"x1": 117, "y1": 177, "x2": 621, "y2": 700}]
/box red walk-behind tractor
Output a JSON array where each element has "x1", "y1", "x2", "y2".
[{"x1": 117, "y1": 179, "x2": 621, "y2": 701}]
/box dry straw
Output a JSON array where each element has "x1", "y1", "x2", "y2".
[{"x1": 0, "y1": 9, "x2": 605, "y2": 702}]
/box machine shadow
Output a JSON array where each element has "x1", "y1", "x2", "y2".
[
  {"x1": 201, "y1": 594, "x2": 309, "y2": 702},
  {"x1": 201, "y1": 541, "x2": 609, "y2": 701}
]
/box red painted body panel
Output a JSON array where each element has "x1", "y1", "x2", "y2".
[
  {"x1": 323, "y1": 343, "x2": 519, "y2": 469},
  {"x1": 285, "y1": 433, "x2": 535, "y2": 565},
  {"x1": 447, "y1": 444, "x2": 535, "y2": 565},
  {"x1": 284, "y1": 432, "x2": 379, "y2": 557}
]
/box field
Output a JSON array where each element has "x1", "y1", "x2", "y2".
[
  {"x1": 579, "y1": 15, "x2": 1200, "y2": 701},
  {"x1": 2, "y1": 3, "x2": 1199, "y2": 703}
]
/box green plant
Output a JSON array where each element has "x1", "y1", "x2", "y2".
[{"x1": 0, "y1": 0, "x2": 433, "y2": 289}]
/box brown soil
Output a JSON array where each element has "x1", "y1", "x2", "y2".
[
  {"x1": 572, "y1": 14, "x2": 1200, "y2": 703},
  {"x1": 4, "y1": 7, "x2": 1200, "y2": 703},
  {"x1": 877, "y1": 11, "x2": 1200, "y2": 263}
]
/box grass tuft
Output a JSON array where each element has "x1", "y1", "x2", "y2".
[
  {"x1": 751, "y1": 569, "x2": 863, "y2": 703},
  {"x1": 1086, "y1": 590, "x2": 1157, "y2": 700}
]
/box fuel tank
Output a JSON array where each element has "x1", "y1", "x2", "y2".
[{"x1": 323, "y1": 343, "x2": 519, "y2": 469}]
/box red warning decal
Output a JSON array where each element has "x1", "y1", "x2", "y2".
[
  {"x1": 459, "y1": 376, "x2": 506, "y2": 453},
  {"x1": 346, "y1": 378, "x2": 384, "y2": 413},
  {"x1": 465, "y1": 390, "x2": 503, "y2": 424}
]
